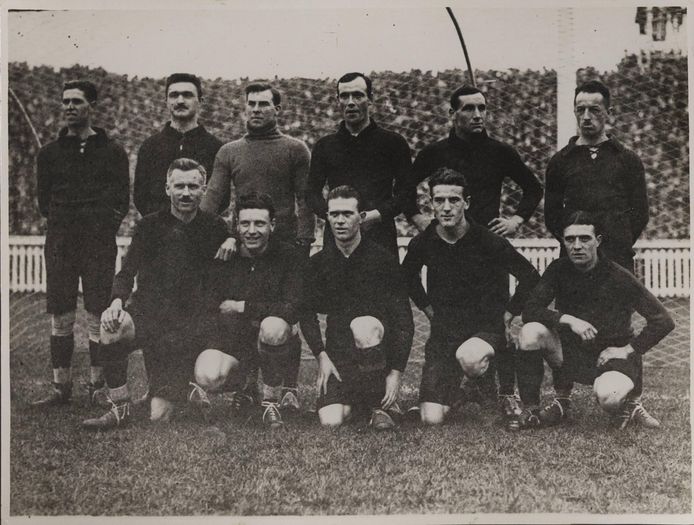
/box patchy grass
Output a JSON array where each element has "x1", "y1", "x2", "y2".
[{"x1": 9, "y1": 294, "x2": 691, "y2": 516}]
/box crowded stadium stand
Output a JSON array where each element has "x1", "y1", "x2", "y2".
[{"x1": 8, "y1": 50, "x2": 688, "y2": 242}]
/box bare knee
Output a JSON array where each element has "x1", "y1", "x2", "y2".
[
  {"x1": 519, "y1": 322, "x2": 550, "y2": 351},
  {"x1": 350, "y1": 316, "x2": 384, "y2": 348},
  {"x1": 259, "y1": 317, "x2": 292, "y2": 346},
  {"x1": 594, "y1": 371, "x2": 634, "y2": 414},
  {"x1": 456, "y1": 338, "x2": 494, "y2": 378},
  {"x1": 318, "y1": 404, "x2": 350, "y2": 427},
  {"x1": 420, "y1": 402, "x2": 449, "y2": 425},
  {"x1": 194, "y1": 349, "x2": 238, "y2": 390}
]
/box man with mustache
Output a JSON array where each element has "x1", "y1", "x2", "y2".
[
  {"x1": 33, "y1": 80, "x2": 129, "y2": 408},
  {"x1": 401, "y1": 168, "x2": 540, "y2": 429},
  {"x1": 518, "y1": 211, "x2": 674, "y2": 429},
  {"x1": 306, "y1": 72, "x2": 412, "y2": 256},
  {"x1": 194, "y1": 192, "x2": 306, "y2": 430},
  {"x1": 544, "y1": 80, "x2": 649, "y2": 272},
  {"x1": 82, "y1": 158, "x2": 229, "y2": 429},
  {"x1": 134, "y1": 73, "x2": 223, "y2": 218},
  {"x1": 201, "y1": 83, "x2": 315, "y2": 411}
]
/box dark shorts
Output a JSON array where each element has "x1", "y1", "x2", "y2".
[
  {"x1": 554, "y1": 332, "x2": 642, "y2": 393},
  {"x1": 317, "y1": 352, "x2": 388, "y2": 410},
  {"x1": 45, "y1": 225, "x2": 117, "y2": 315},
  {"x1": 129, "y1": 307, "x2": 208, "y2": 401},
  {"x1": 419, "y1": 331, "x2": 505, "y2": 406}
]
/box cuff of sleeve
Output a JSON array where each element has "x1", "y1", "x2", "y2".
[{"x1": 549, "y1": 310, "x2": 563, "y2": 328}]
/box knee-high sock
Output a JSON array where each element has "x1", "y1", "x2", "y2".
[
  {"x1": 100, "y1": 340, "x2": 131, "y2": 390},
  {"x1": 497, "y1": 343, "x2": 516, "y2": 397},
  {"x1": 516, "y1": 349, "x2": 544, "y2": 406},
  {"x1": 50, "y1": 335, "x2": 74, "y2": 376},
  {"x1": 258, "y1": 339, "x2": 294, "y2": 390},
  {"x1": 282, "y1": 337, "x2": 302, "y2": 389}
]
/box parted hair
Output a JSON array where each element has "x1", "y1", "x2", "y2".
[
  {"x1": 336, "y1": 72, "x2": 373, "y2": 100},
  {"x1": 165, "y1": 73, "x2": 203, "y2": 99},
  {"x1": 428, "y1": 167, "x2": 471, "y2": 200},
  {"x1": 574, "y1": 80, "x2": 611, "y2": 108},
  {"x1": 166, "y1": 158, "x2": 207, "y2": 181},
  {"x1": 449, "y1": 85, "x2": 486, "y2": 110},
  {"x1": 562, "y1": 210, "x2": 603, "y2": 238},
  {"x1": 327, "y1": 185, "x2": 363, "y2": 211},
  {"x1": 245, "y1": 83, "x2": 281, "y2": 106},
  {"x1": 237, "y1": 192, "x2": 276, "y2": 220}
]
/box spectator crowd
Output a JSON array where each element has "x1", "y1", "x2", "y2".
[{"x1": 8, "y1": 50, "x2": 689, "y2": 240}]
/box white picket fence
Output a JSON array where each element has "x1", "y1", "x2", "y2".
[{"x1": 8, "y1": 235, "x2": 691, "y2": 297}]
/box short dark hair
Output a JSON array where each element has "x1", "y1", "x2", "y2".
[
  {"x1": 336, "y1": 72, "x2": 373, "y2": 100},
  {"x1": 237, "y1": 192, "x2": 276, "y2": 220},
  {"x1": 562, "y1": 210, "x2": 603, "y2": 238},
  {"x1": 428, "y1": 167, "x2": 471, "y2": 200},
  {"x1": 166, "y1": 157, "x2": 206, "y2": 181},
  {"x1": 449, "y1": 85, "x2": 486, "y2": 110},
  {"x1": 245, "y1": 83, "x2": 281, "y2": 106},
  {"x1": 327, "y1": 185, "x2": 362, "y2": 211},
  {"x1": 574, "y1": 80, "x2": 610, "y2": 108},
  {"x1": 63, "y1": 80, "x2": 98, "y2": 103},
  {"x1": 165, "y1": 73, "x2": 203, "y2": 99}
]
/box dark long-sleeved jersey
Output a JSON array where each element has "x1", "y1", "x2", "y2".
[
  {"x1": 300, "y1": 238, "x2": 414, "y2": 372},
  {"x1": 402, "y1": 130, "x2": 543, "y2": 226},
  {"x1": 544, "y1": 135, "x2": 648, "y2": 265},
  {"x1": 36, "y1": 127, "x2": 129, "y2": 231},
  {"x1": 202, "y1": 239, "x2": 305, "y2": 352},
  {"x1": 111, "y1": 209, "x2": 228, "y2": 324},
  {"x1": 402, "y1": 221, "x2": 540, "y2": 335},
  {"x1": 205, "y1": 239, "x2": 305, "y2": 325},
  {"x1": 306, "y1": 119, "x2": 412, "y2": 253},
  {"x1": 522, "y1": 257, "x2": 674, "y2": 354},
  {"x1": 134, "y1": 123, "x2": 223, "y2": 217}
]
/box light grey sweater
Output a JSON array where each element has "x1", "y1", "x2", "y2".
[{"x1": 201, "y1": 126, "x2": 315, "y2": 242}]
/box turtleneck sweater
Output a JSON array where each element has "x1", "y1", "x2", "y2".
[{"x1": 201, "y1": 124, "x2": 315, "y2": 243}]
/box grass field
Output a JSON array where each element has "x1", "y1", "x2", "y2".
[{"x1": 8, "y1": 293, "x2": 692, "y2": 517}]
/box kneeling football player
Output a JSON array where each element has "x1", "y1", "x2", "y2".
[
  {"x1": 301, "y1": 185, "x2": 414, "y2": 430},
  {"x1": 518, "y1": 211, "x2": 675, "y2": 429},
  {"x1": 193, "y1": 192, "x2": 305, "y2": 430},
  {"x1": 82, "y1": 158, "x2": 229, "y2": 429},
  {"x1": 401, "y1": 167, "x2": 540, "y2": 428}
]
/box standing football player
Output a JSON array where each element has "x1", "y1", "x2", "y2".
[
  {"x1": 544, "y1": 80, "x2": 648, "y2": 272},
  {"x1": 306, "y1": 72, "x2": 412, "y2": 256},
  {"x1": 33, "y1": 80, "x2": 129, "y2": 407}
]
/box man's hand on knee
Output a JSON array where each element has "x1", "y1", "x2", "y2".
[{"x1": 101, "y1": 298, "x2": 125, "y2": 333}]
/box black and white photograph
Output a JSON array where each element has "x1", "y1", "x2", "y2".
[{"x1": 2, "y1": 0, "x2": 691, "y2": 522}]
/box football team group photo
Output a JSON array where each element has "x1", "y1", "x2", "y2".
[{"x1": 5, "y1": 3, "x2": 691, "y2": 520}]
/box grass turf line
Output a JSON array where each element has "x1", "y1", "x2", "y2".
[{"x1": 10, "y1": 346, "x2": 691, "y2": 516}]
